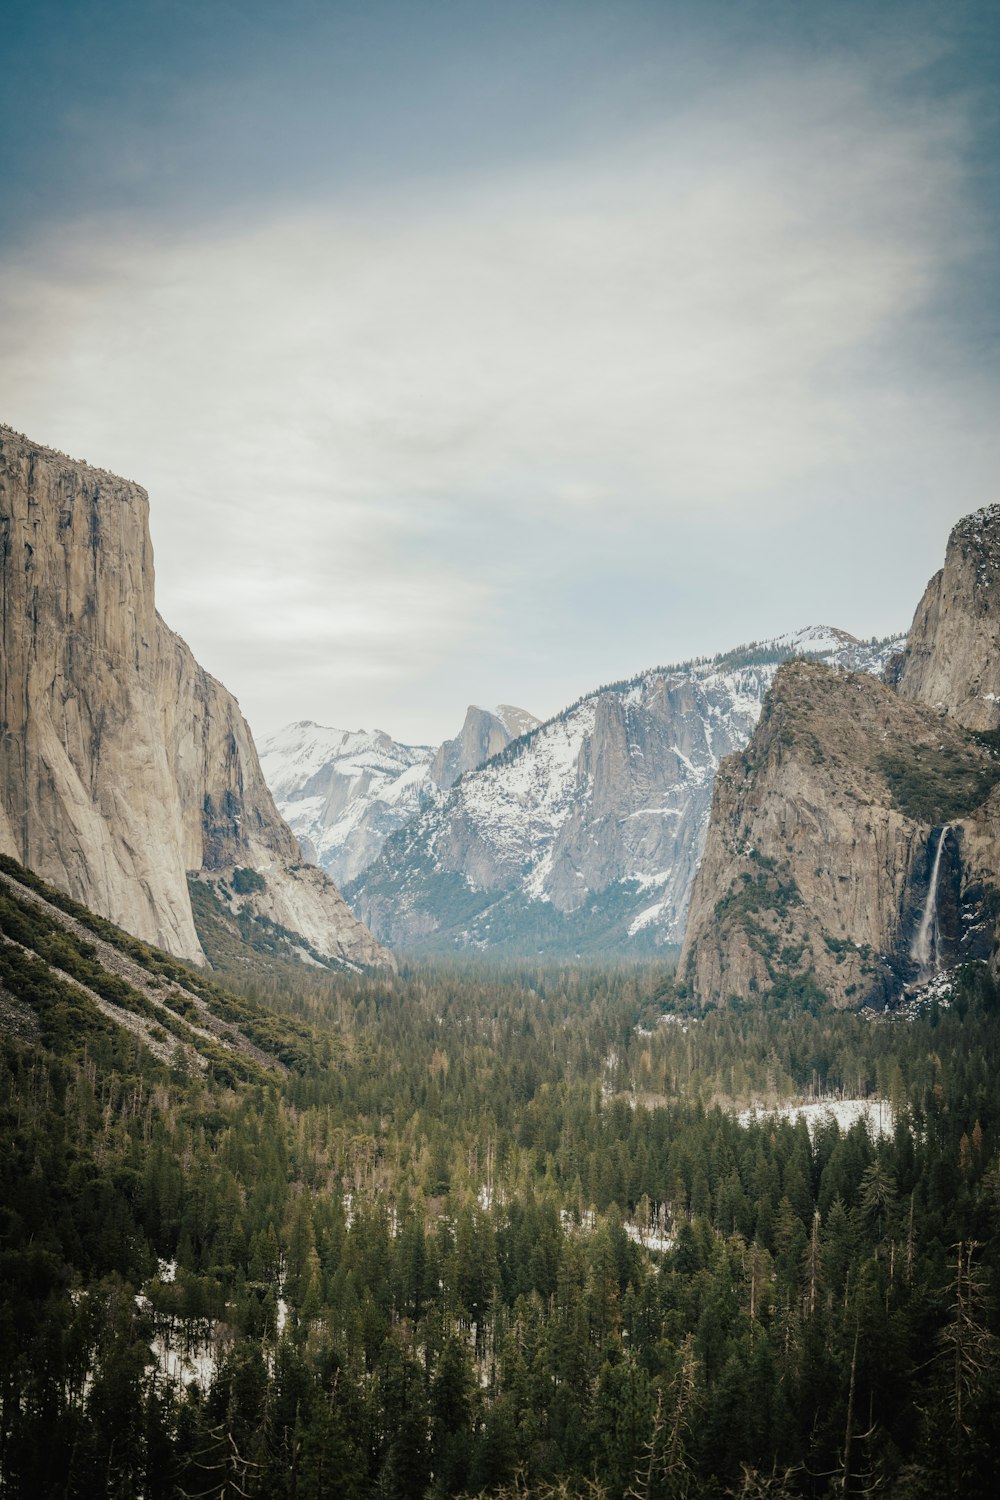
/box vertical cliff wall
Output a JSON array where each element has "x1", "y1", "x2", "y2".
[
  {"x1": 0, "y1": 426, "x2": 391, "y2": 969},
  {"x1": 680, "y1": 506, "x2": 1000, "y2": 1008},
  {"x1": 892, "y1": 505, "x2": 1000, "y2": 730},
  {"x1": 429, "y1": 704, "x2": 540, "y2": 789},
  {"x1": 678, "y1": 662, "x2": 998, "y2": 1007}
]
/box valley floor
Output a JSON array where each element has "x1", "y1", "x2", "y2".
[{"x1": 1, "y1": 862, "x2": 998, "y2": 1498}]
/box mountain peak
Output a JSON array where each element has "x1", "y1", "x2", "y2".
[
  {"x1": 430, "y1": 703, "x2": 540, "y2": 790},
  {"x1": 348, "y1": 631, "x2": 903, "y2": 957},
  {"x1": 895, "y1": 505, "x2": 1000, "y2": 730}
]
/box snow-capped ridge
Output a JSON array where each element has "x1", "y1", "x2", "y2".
[
  {"x1": 348, "y1": 627, "x2": 906, "y2": 955},
  {"x1": 261, "y1": 702, "x2": 538, "y2": 888},
  {"x1": 474, "y1": 628, "x2": 903, "y2": 779}
]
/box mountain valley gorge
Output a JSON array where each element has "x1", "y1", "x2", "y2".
[
  {"x1": 336, "y1": 631, "x2": 902, "y2": 957},
  {"x1": 1, "y1": 420, "x2": 999, "y2": 1499}
]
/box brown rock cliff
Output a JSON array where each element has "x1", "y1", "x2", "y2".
[
  {"x1": 679, "y1": 660, "x2": 999, "y2": 1007},
  {"x1": 0, "y1": 426, "x2": 392, "y2": 970},
  {"x1": 893, "y1": 505, "x2": 1000, "y2": 730}
]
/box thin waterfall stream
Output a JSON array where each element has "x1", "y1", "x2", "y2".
[{"x1": 911, "y1": 824, "x2": 951, "y2": 982}]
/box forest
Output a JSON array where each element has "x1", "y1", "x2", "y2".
[{"x1": 1, "y1": 855, "x2": 998, "y2": 1499}]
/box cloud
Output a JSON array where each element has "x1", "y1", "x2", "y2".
[{"x1": 0, "y1": 36, "x2": 996, "y2": 740}]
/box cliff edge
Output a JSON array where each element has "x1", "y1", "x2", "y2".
[
  {"x1": 0, "y1": 426, "x2": 392, "y2": 970},
  {"x1": 680, "y1": 506, "x2": 1000, "y2": 1008},
  {"x1": 678, "y1": 661, "x2": 999, "y2": 1007},
  {"x1": 892, "y1": 505, "x2": 1000, "y2": 730}
]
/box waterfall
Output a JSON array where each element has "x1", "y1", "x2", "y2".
[{"x1": 911, "y1": 824, "x2": 951, "y2": 982}]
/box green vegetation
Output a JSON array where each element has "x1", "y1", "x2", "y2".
[
  {"x1": 232, "y1": 865, "x2": 267, "y2": 895},
  {"x1": 0, "y1": 860, "x2": 319, "y2": 1075},
  {"x1": 714, "y1": 869, "x2": 802, "y2": 927},
  {"x1": 1, "y1": 856, "x2": 999, "y2": 1497},
  {"x1": 346, "y1": 861, "x2": 680, "y2": 960},
  {"x1": 877, "y1": 741, "x2": 1000, "y2": 824},
  {"x1": 189, "y1": 877, "x2": 344, "y2": 981},
  {"x1": 0, "y1": 852, "x2": 199, "y2": 982},
  {"x1": 705, "y1": 863, "x2": 827, "y2": 1003}
]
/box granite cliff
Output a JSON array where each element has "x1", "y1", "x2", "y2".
[
  {"x1": 0, "y1": 426, "x2": 391, "y2": 970},
  {"x1": 429, "y1": 704, "x2": 540, "y2": 790},
  {"x1": 680, "y1": 507, "x2": 1000, "y2": 1008},
  {"x1": 891, "y1": 504, "x2": 1000, "y2": 730}
]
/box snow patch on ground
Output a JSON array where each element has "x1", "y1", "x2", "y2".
[
  {"x1": 737, "y1": 1096, "x2": 894, "y2": 1140},
  {"x1": 865, "y1": 968, "x2": 956, "y2": 1021},
  {"x1": 628, "y1": 901, "x2": 667, "y2": 936},
  {"x1": 149, "y1": 1324, "x2": 226, "y2": 1390},
  {"x1": 624, "y1": 1223, "x2": 675, "y2": 1253}
]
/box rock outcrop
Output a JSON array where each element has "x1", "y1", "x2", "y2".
[
  {"x1": 681, "y1": 505, "x2": 1000, "y2": 1008},
  {"x1": 0, "y1": 426, "x2": 392, "y2": 970},
  {"x1": 678, "y1": 661, "x2": 998, "y2": 1007},
  {"x1": 347, "y1": 630, "x2": 902, "y2": 957},
  {"x1": 891, "y1": 505, "x2": 1000, "y2": 730},
  {"x1": 429, "y1": 704, "x2": 540, "y2": 790}
]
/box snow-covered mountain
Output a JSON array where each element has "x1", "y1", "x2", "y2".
[
  {"x1": 258, "y1": 723, "x2": 434, "y2": 887},
  {"x1": 260, "y1": 704, "x2": 538, "y2": 888},
  {"x1": 345, "y1": 628, "x2": 905, "y2": 956}
]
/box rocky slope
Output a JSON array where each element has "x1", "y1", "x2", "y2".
[
  {"x1": 0, "y1": 855, "x2": 296, "y2": 1075},
  {"x1": 0, "y1": 425, "x2": 391, "y2": 970},
  {"x1": 260, "y1": 704, "x2": 538, "y2": 888},
  {"x1": 681, "y1": 506, "x2": 1000, "y2": 1008},
  {"x1": 346, "y1": 629, "x2": 903, "y2": 956},
  {"x1": 678, "y1": 661, "x2": 999, "y2": 1007}
]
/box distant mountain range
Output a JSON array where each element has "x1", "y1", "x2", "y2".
[
  {"x1": 260, "y1": 704, "x2": 539, "y2": 888},
  {"x1": 265, "y1": 627, "x2": 903, "y2": 958}
]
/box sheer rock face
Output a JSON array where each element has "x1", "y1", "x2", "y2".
[
  {"x1": 0, "y1": 427, "x2": 392, "y2": 970},
  {"x1": 681, "y1": 507, "x2": 1000, "y2": 1008},
  {"x1": 429, "y1": 704, "x2": 540, "y2": 790},
  {"x1": 893, "y1": 505, "x2": 1000, "y2": 730},
  {"x1": 680, "y1": 652, "x2": 1000, "y2": 1009}
]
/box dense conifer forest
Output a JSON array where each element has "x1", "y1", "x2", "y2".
[{"x1": 1, "y1": 855, "x2": 998, "y2": 1498}]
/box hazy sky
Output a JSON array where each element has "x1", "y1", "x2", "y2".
[{"x1": 2, "y1": 1, "x2": 998, "y2": 745}]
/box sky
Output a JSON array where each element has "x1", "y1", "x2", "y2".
[{"x1": 2, "y1": 0, "x2": 999, "y2": 746}]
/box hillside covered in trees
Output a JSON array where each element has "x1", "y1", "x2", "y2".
[{"x1": 1, "y1": 851, "x2": 998, "y2": 1498}]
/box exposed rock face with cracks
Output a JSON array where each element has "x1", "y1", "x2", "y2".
[
  {"x1": 0, "y1": 425, "x2": 392, "y2": 971},
  {"x1": 891, "y1": 504, "x2": 1000, "y2": 731},
  {"x1": 681, "y1": 507, "x2": 1000, "y2": 1009}
]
